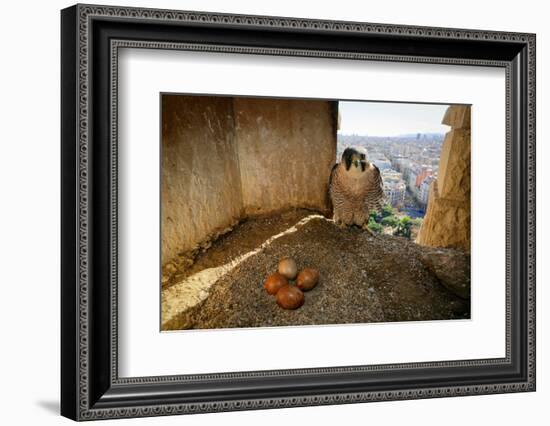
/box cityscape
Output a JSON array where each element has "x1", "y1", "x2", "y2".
[{"x1": 337, "y1": 133, "x2": 444, "y2": 218}]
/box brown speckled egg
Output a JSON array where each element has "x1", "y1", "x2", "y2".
[
  {"x1": 276, "y1": 285, "x2": 304, "y2": 310},
  {"x1": 296, "y1": 268, "x2": 320, "y2": 291},
  {"x1": 264, "y1": 272, "x2": 288, "y2": 295},
  {"x1": 278, "y1": 257, "x2": 298, "y2": 280}
]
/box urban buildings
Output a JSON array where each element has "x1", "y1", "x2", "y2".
[
  {"x1": 381, "y1": 169, "x2": 407, "y2": 207},
  {"x1": 337, "y1": 133, "x2": 444, "y2": 213}
]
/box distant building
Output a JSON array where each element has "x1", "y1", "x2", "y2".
[
  {"x1": 415, "y1": 165, "x2": 433, "y2": 188},
  {"x1": 384, "y1": 182, "x2": 406, "y2": 207},
  {"x1": 400, "y1": 161, "x2": 413, "y2": 181},
  {"x1": 370, "y1": 152, "x2": 392, "y2": 171},
  {"x1": 407, "y1": 166, "x2": 419, "y2": 193},
  {"x1": 375, "y1": 160, "x2": 392, "y2": 171},
  {"x1": 392, "y1": 156, "x2": 410, "y2": 174},
  {"x1": 382, "y1": 169, "x2": 406, "y2": 207},
  {"x1": 417, "y1": 175, "x2": 436, "y2": 208}
]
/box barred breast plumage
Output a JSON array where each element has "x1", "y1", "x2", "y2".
[{"x1": 329, "y1": 150, "x2": 385, "y2": 227}]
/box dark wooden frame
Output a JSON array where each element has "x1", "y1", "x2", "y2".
[{"x1": 61, "y1": 3, "x2": 536, "y2": 421}]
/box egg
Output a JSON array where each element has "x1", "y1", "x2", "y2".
[
  {"x1": 278, "y1": 257, "x2": 298, "y2": 280},
  {"x1": 276, "y1": 285, "x2": 305, "y2": 310},
  {"x1": 264, "y1": 272, "x2": 288, "y2": 295},
  {"x1": 296, "y1": 268, "x2": 320, "y2": 291}
]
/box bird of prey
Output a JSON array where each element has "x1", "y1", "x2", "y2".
[{"x1": 329, "y1": 147, "x2": 385, "y2": 228}]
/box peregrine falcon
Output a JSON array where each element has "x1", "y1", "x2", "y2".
[{"x1": 329, "y1": 147, "x2": 385, "y2": 228}]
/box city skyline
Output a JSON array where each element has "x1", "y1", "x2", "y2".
[{"x1": 338, "y1": 101, "x2": 453, "y2": 137}]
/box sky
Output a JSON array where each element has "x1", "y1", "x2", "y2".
[{"x1": 337, "y1": 101, "x2": 452, "y2": 137}]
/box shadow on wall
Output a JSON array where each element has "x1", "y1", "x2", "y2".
[{"x1": 161, "y1": 95, "x2": 338, "y2": 265}]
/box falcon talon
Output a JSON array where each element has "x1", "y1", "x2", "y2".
[{"x1": 335, "y1": 221, "x2": 347, "y2": 230}]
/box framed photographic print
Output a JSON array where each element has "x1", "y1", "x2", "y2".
[{"x1": 61, "y1": 3, "x2": 536, "y2": 421}]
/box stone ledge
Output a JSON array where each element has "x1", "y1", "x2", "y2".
[{"x1": 162, "y1": 215, "x2": 470, "y2": 331}]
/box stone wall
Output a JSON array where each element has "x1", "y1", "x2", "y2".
[
  {"x1": 161, "y1": 96, "x2": 244, "y2": 266},
  {"x1": 161, "y1": 95, "x2": 337, "y2": 265},
  {"x1": 234, "y1": 98, "x2": 337, "y2": 215},
  {"x1": 416, "y1": 105, "x2": 471, "y2": 252}
]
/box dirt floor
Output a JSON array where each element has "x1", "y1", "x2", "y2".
[
  {"x1": 162, "y1": 211, "x2": 470, "y2": 330},
  {"x1": 162, "y1": 209, "x2": 314, "y2": 289}
]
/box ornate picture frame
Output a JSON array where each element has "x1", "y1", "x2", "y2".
[{"x1": 61, "y1": 4, "x2": 536, "y2": 421}]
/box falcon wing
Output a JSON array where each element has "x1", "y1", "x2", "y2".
[
  {"x1": 366, "y1": 164, "x2": 385, "y2": 213},
  {"x1": 328, "y1": 162, "x2": 338, "y2": 188}
]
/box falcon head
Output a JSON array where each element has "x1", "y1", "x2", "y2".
[{"x1": 342, "y1": 147, "x2": 368, "y2": 172}]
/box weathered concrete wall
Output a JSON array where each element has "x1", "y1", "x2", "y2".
[
  {"x1": 234, "y1": 98, "x2": 337, "y2": 215},
  {"x1": 161, "y1": 96, "x2": 337, "y2": 265},
  {"x1": 417, "y1": 105, "x2": 471, "y2": 252},
  {"x1": 161, "y1": 95, "x2": 244, "y2": 265}
]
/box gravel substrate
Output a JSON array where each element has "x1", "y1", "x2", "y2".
[{"x1": 163, "y1": 214, "x2": 470, "y2": 330}]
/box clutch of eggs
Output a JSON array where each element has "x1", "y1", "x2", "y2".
[{"x1": 264, "y1": 257, "x2": 320, "y2": 310}]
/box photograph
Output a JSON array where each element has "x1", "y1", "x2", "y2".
[
  {"x1": 160, "y1": 95, "x2": 472, "y2": 331},
  {"x1": 56, "y1": 2, "x2": 536, "y2": 421}
]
